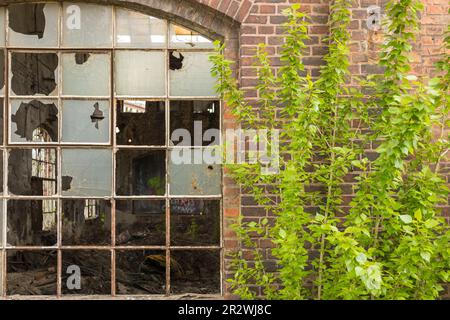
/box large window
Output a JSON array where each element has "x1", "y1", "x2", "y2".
[{"x1": 0, "y1": 3, "x2": 222, "y2": 297}]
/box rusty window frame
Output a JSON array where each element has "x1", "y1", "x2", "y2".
[{"x1": 0, "y1": 3, "x2": 223, "y2": 298}]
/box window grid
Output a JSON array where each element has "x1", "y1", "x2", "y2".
[{"x1": 0, "y1": 3, "x2": 223, "y2": 298}]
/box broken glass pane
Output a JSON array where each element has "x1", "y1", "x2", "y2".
[
  {"x1": 8, "y1": 148, "x2": 57, "y2": 196},
  {"x1": 62, "y1": 3, "x2": 113, "y2": 48},
  {"x1": 116, "y1": 250, "x2": 166, "y2": 294},
  {"x1": 115, "y1": 51, "x2": 165, "y2": 96},
  {"x1": 62, "y1": 250, "x2": 111, "y2": 295},
  {"x1": 7, "y1": 250, "x2": 57, "y2": 295},
  {"x1": 62, "y1": 53, "x2": 110, "y2": 96},
  {"x1": 62, "y1": 100, "x2": 110, "y2": 143},
  {"x1": 169, "y1": 149, "x2": 221, "y2": 196},
  {"x1": 10, "y1": 53, "x2": 58, "y2": 96},
  {"x1": 116, "y1": 200, "x2": 165, "y2": 246},
  {"x1": 7, "y1": 200, "x2": 57, "y2": 246},
  {"x1": 8, "y1": 3, "x2": 59, "y2": 48},
  {"x1": 169, "y1": 24, "x2": 213, "y2": 49},
  {"x1": 116, "y1": 100, "x2": 165, "y2": 146},
  {"x1": 116, "y1": 150, "x2": 166, "y2": 196},
  {"x1": 62, "y1": 199, "x2": 112, "y2": 246},
  {"x1": 0, "y1": 8, "x2": 5, "y2": 46},
  {"x1": 170, "y1": 250, "x2": 220, "y2": 294},
  {"x1": 115, "y1": 8, "x2": 166, "y2": 48},
  {"x1": 171, "y1": 199, "x2": 220, "y2": 246},
  {"x1": 61, "y1": 149, "x2": 112, "y2": 197},
  {"x1": 170, "y1": 100, "x2": 220, "y2": 146},
  {"x1": 10, "y1": 99, "x2": 58, "y2": 143},
  {"x1": 169, "y1": 51, "x2": 217, "y2": 97}
]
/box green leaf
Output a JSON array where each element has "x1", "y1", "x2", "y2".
[
  {"x1": 413, "y1": 209, "x2": 422, "y2": 221},
  {"x1": 399, "y1": 215, "x2": 413, "y2": 224},
  {"x1": 420, "y1": 252, "x2": 431, "y2": 263}
]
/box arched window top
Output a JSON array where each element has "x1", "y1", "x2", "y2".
[{"x1": 0, "y1": 3, "x2": 214, "y2": 49}]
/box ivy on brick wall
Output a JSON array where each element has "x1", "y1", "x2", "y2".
[{"x1": 210, "y1": 0, "x2": 450, "y2": 300}]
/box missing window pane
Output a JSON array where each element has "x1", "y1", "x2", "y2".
[
  {"x1": 171, "y1": 199, "x2": 220, "y2": 246},
  {"x1": 115, "y1": 9, "x2": 166, "y2": 48},
  {"x1": 116, "y1": 150, "x2": 166, "y2": 196},
  {"x1": 10, "y1": 52, "x2": 58, "y2": 96},
  {"x1": 115, "y1": 51, "x2": 165, "y2": 96},
  {"x1": 116, "y1": 100, "x2": 165, "y2": 146},
  {"x1": 62, "y1": 53, "x2": 110, "y2": 96},
  {"x1": 170, "y1": 250, "x2": 220, "y2": 294},
  {"x1": 116, "y1": 200, "x2": 165, "y2": 246},
  {"x1": 62, "y1": 250, "x2": 111, "y2": 295},
  {"x1": 62, "y1": 199, "x2": 112, "y2": 246},
  {"x1": 62, "y1": 100, "x2": 110, "y2": 143},
  {"x1": 170, "y1": 100, "x2": 220, "y2": 146},
  {"x1": 8, "y1": 3, "x2": 59, "y2": 47},
  {"x1": 10, "y1": 99, "x2": 58, "y2": 143},
  {"x1": 61, "y1": 149, "x2": 112, "y2": 197},
  {"x1": 7, "y1": 200, "x2": 57, "y2": 247},
  {"x1": 62, "y1": 3, "x2": 113, "y2": 48},
  {"x1": 169, "y1": 24, "x2": 213, "y2": 49},
  {"x1": 116, "y1": 250, "x2": 166, "y2": 295},
  {"x1": 7, "y1": 250, "x2": 57, "y2": 295},
  {"x1": 8, "y1": 148, "x2": 57, "y2": 196}
]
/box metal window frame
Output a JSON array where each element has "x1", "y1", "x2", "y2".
[{"x1": 0, "y1": 3, "x2": 224, "y2": 299}]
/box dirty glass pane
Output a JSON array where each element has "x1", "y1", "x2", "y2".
[
  {"x1": 10, "y1": 99, "x2": 58, "y2": 143},
  {"x1": 0, "y1": 200, "x2": 3, "y2": 246},
  {"x1": 62, "y1": 3, "x2": 113, "y2": 48},
  {"x1": 10, "y1": 53, "x2": 58, "y2": 96},
  {"x1": 0, "y1": 251, "x2": 3, "y2": 292},
  {"x1": 115, "y1": 51, "x2": 165, "y2": 96},
  {"x1": 7, "y1": 250, "x2": 57, "y2": 295},
  {"x1": 171, "y1": 250, "x2": 220, "y2": 294},
  {"x1": 0, "y1": 150, "x2": 3, "y2": 194},
  {"x1": 62, "y1": 53, "x2": 110, "y2": 96},
  {"x1": 169, "y1": 24, "x2": 213, "y2": 49},
  {"x1": 169, "y1": 149, "x2": 221, "y2": 196},
  {"x1": 62, "y1": 250, "x2": 111, "y2": 295},
  {"x1": 116, "y1": 150, "x2": 166, "y2": 196},
  {"x1": 0, "y1": 98, "x2": 4, "y2": 143},
  {"x1": 62, "y1": 199, "x2": 112, "y2": 246},
  {"x1": 0, "y1": 8, "x2": 5, "y2": 46},
  {"x1": 61, "y1": 149, "x2": 112, "y2": 197},
  {"x1": 116, "y1": 250, "x2": 166, "y2": 294},
  {"x1": 116, "y1": 200, "x2": 165, "y2": 246},
  {"x1": 8, "y1": 3, "x2": 59, "y2": 48},
  {"x1": 7, "y1": 200, "x2": 57, "y2": 246},
  {"x1": 8, "y1": 148, "x2": 57, "y2": 196},
  {"x1": 115, "y1": 9, "x2": 166, "y2": 48},
  {"x1": 170, "y1": 199, "x2": 220, "y2": 246},
  {"x1": 170, "y1": 100, "x2": 220, "y2": 146},
  {"x1": 169, "y1": 51, "x2": 217, "y2": 97},
  {"x1": 0, "y1": 50, "x2": 5, "y2": 95},
  {"x1": 62, "y1": 100, "x2": 110, "y2": 143},
  {"x1": 116, "y1": 100, "x2": 165, "y2": 146}
]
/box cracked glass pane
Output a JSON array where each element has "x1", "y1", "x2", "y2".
[
  {"x1": 62, "y1": 250, "x2": 111, "y2": 295},
  {"x1": 169, "y1": 24, "x2": 213, "y2": 49},
  {"x1": 169, "y1": 149, "x2": 221, "y2": 196},
  {"x1": 62, "y1": 100, "x2": 110, "y2": 143},
  {"x1": 169, "y1": 51, "x2": 216, "y2": 97},
  {"x1": 10, "y1": 52, "x2": 58, "y2": 97},
  {"x1": 7, "y1": 250, "x2": 57, "y2": 295},
  {"x1": 7, "y1": 200, "x2": 57, "y2": 246},
  {"x1": 116, "y1": 250, "x2": 166, "y2": 294},
  {"x1": 170, "y1": 100, "x2": 220, "y2": 146},
  {"x1": 8, "y1": 148, "x2": 57, "y2": 196},
  {"x1": 8, "y1": 3, "x2": 59, "y2": 48},
  {"x1": 116, "y1": 150, "x2": 166, "y2": 196},
  {"x1": 170, "y1": 199, "x2": 220, "y2": 246},
  {"x1": 116, "y1": 8, "x2": 166, "y2": 48},
  {"x1": 116, "y1": 100, "x2": 165, "y2": 146},
  {"x1": 62, "y1": 199, "x2": 112, "y2": 246},
  {"x1": 170, "y1": 250, "x2": 220, "y2": 294},
  {"x1": 62, "y1": 3, "x2": 113, "y2": 48},
  {"x1": 61, "y1": 149, "x2": 112, "y2": 197},
  {"x1": 115, "y1": 51, "x2": 165, "y2": 96},
  {"x1": 116, "y1": 200, "x2": 165, "y2": 246},
  {"x1": 10, "y1": 99, "x2": 58, "y2": 143},
  {"x1": 62, "y1": 53, "x2": 110, "y2": 96}
]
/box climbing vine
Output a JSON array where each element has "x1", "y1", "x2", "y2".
[{"x1": 210, "y1": 1, "x2": 450, "y2": 300}]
